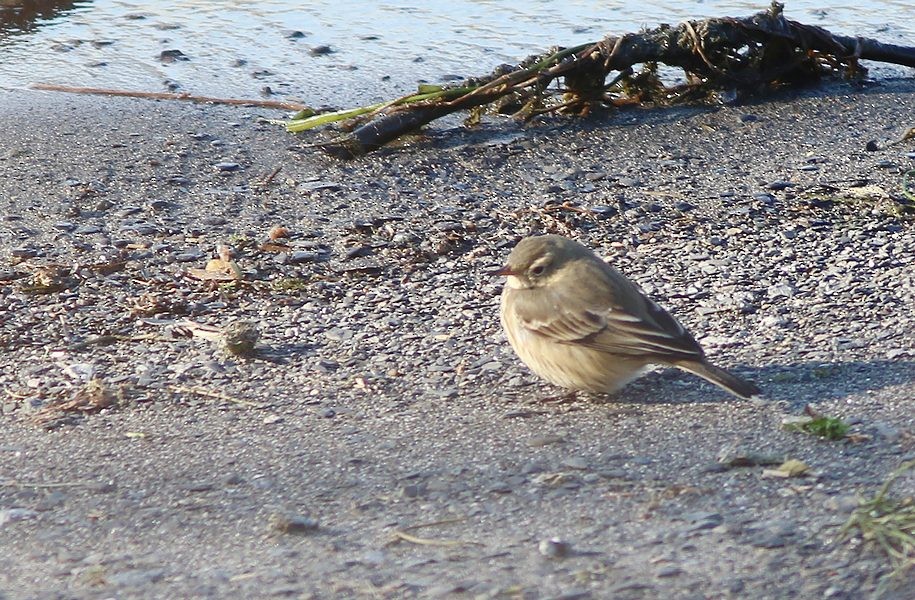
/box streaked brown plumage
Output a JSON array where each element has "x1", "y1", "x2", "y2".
[{"x1": 495, "y1": 235, "x2": 760, "y2": 399}]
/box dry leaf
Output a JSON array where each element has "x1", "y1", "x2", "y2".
[{"x1": 762, "y1": 459, "x2": 810, "y2": 478}]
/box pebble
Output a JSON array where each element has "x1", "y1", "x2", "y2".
[
  {"x1": 175, "y1": 249, "x2": 204, "y2": 262},
  {"x1": 159, "y1": 49, "x2": 187, "y2": 63},
  {"x1": 323, "y1": 327, "x2": 353, "y2": 341},
  {"x1": 288, "y1": 250, "x2": 321, "y2": 263},
  {"x1": 747, "y1": 524, "x2": 795, "y2": 548},
  {"x1": 767, "y1": 181, "x2": 795, "y2": 191},
  {"x1": 181, "y1": 481, "x2": 215, "y2": 492},
  {"x1": 0, "y1": 508, "x2": 39, "y2": 526},
  {"x1": 560, "y1": 457, "x2": 589, "y2": 470},
  {"x1": 528, "y1": 434, "x2": 564, "y2": 447},
  {"x1": 213, "y1": 162, "x2": 241, "y2": 172},
  {"x1": 823, "y1": 494, "x2": 859, "y2": 514},
  {"x1": 10, "y1": 247, "x2": 38, "y2": 258},
  {"x1": 268, "y1": 512, "x2": 319, "y2": 534},
  {"x1": 767, "y1": 283, "x2": 796, "y2": 298},
  {"x1": 538, "y1": 538, "x2": 571, "y2": 558},
  {"x1": 589, "y1": 204, "x2": 618, "y2": 218}
]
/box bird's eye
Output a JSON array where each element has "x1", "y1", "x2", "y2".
[{"x1": 530, "y1": 265, "x2": 545, "y2": 276}]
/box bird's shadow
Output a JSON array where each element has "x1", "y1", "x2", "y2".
[{"x1": 564, "y1": 358, "x2": 915, "y2": 409}]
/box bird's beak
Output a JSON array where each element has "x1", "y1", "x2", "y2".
[{"x1": 490, "y1": 265, "x2": 516, "y2": 277}]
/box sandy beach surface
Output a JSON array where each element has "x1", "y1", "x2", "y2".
[{"x1": 1, "y1": 80, "x2": 914, "y2": 598}]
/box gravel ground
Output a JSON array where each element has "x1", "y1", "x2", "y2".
[{"x1": 1, "y1": 80, "x2": 914, "y2": 599}]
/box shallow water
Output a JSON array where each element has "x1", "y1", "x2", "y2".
[{"x1": 1, "y1": 0, "x2": 914, "y2": 107}]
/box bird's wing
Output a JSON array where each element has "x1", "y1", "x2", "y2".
[{"x1": 510, "y1": 260, "x2": 704, "y2": 362}]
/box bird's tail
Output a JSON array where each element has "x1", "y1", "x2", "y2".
[{"x1": 675, "y1": 360, "x2": 762, "y2": 400}]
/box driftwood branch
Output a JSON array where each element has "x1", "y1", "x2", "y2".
[{"x1": 307, "y1": 2, "x2": 915, "y2": 158}]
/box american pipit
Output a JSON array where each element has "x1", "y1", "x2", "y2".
[{"x1": 494, "y1": 235, "x2": 760, "y2": 399}]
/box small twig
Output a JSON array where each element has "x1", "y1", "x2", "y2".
[
  {"x1": 30, "y1": 83, "x2": 310, "y2": 111},
  {"x1": 170, "y1": 385, "x2": 265, "y2": 408},
  {"x1": 388, "y1": 516, "x2": 481, "y2": 547},
  {"x1": 391, "y1": 531, "x2": 471, "y2": 547},
  {"x1": 260, "y1": 166, "x2": 283, "y2": 188}
]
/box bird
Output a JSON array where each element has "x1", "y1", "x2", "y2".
[{"x1": 494, "y1": 234, "x2": 761, "y2": 399}]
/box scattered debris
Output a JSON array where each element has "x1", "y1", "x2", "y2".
[{"x1": 30, "y1": 378, "x2": 120, "y2": 429}]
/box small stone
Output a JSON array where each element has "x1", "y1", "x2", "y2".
[
  {"x1": 268, "y1": 512, "x2": 319, "y2": 534},
  {"x1": 528, "y1": 434, "x2": 564, "y2": 447},
  {"x1": 89, "y1": 481, "x2": 117, "y2": 493},
  {"x1": 656, "y1": 566, "x2": 683, "y2": 577},
  {"x1": 159, "y1": 49, "x2": 188, "y2": 63},
  {"x1": 0, "y1": 508, "x2": 39, "y2": 526},
  {"x1": 345, "y1": 246, "x2": 373, "y2": 259},
  {"x1": 182, "y1": 481, "x2": 214, "y2": 492},
  {"x1": 766, "y1": 181, "x2": 795, "y2": 191},
  {"x1": 538, "y1": 538, "x2": 571, "y2": 558},
  {"x1": 824, "y1": 494, "x2": 859, "y2": 513},
  {"x1": 767, "y1": 283, "x2": 796, "y2": 298},
  {"x1": 10, "y1": 247, "x2": 38, "y2": 259},
  {"x1": 309, "y1": 45, "x2": 334, "y2": 56},
  {"x1": 560, "y1": 457, "x2": 589, "y2": 470},
  {"x1": 324, "y1": 327, "x2": 352, "y2": 342},
  {"x1": 401, "y1": 484, "x2": 424, "y2": 498},
  {"x1": 175, "y1": 250, "x2": 204, "y2": 262},
  {"x1": 288, "y1": 251, "x2": 320, "y2": 264},
  {"x1": 214, "y1": 162, "x2": 241, "y2": 172},
  {"x1": 589, "y1": 204, "x2": 618, "y2": 218}
]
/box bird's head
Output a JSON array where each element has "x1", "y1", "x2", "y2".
[{"x1": 491, "y1": 235, "x2": 589, "y2": 289}]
